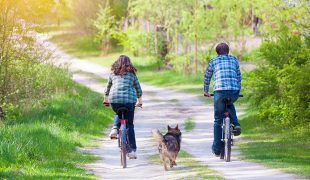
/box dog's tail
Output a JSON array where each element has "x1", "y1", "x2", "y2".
[{"x1": 152, "y1": 129, "x2": 165, "y2": 143}]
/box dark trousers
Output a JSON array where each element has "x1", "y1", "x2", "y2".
[
  {"x1": 111, "y1": 103, "x2": 137, "y2": 151},
  {"x1": 212, "y1": 90, "x2": 240, "y2": 153}
]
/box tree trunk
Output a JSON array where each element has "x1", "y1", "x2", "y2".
[
  {"x1": 175, "y1": 30, "x2": 178, "y2": 54},
  {"x1": 194, "y1": 33, "x2": 198, "y2": 74},
  {"x1": 183, "y1": 41, "x2": 190, "y2": 74}
]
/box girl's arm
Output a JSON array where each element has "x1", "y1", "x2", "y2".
[
  {"x1": 133, "y1": 75, "x2": 143, "y2": 105},
  {"x1": 103, "y1": 75, "x2": 113, "y2": 103},
  {"x1": 136, "y1": 96, "x2": 142, "y2": 106}
]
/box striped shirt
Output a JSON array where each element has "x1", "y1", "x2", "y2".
[
  {"x1": 105, "y1": 72, "x2": 142, "y2": 103},
  {"x1": 204, "y1": 55, "x2": 241, "y2": 92}
]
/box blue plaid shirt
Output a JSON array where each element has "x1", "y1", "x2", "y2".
[
  {"x1": 105, "y1": 73, "x2": 142, "y2": 103},
  {"x1": 204, "y1": 55, "x2": 241, "y2": 92}
]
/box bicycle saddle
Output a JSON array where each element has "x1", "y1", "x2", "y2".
[
  {"x1": 117, "y1": 107, "x2": 129, "y2": 114},
  {"x1": 222, "y1": 98, "x2": 232, "y2": 104}
]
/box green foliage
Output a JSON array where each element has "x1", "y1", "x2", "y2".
[
  {"x1": 245, "y1": 33, "x2": 310, "y2": 127},
  {"x1": 0, "y1": 1, "x2": 75, "y2": 113},
  {"x1": 93, "y1": 5, "x2": 120, "y2": 50},
  {"x1": 112, "y1": 28, "x2": 151, "y2": 56},
  {"x1": 242, "y1": 48, "x2": 262, "y2": 61}
]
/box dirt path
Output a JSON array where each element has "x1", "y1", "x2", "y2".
[{"x1": 37, "y1": 33, "x2": 303, "y2": 179}]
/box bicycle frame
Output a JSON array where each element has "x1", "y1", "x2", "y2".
[
  {"x1": 119, "y1": 114, "x2": 127, "y2": 147},
  {"x1": 221, "y1": 111, "x2": 231, "y2": 142}
]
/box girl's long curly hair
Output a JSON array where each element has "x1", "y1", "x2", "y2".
[{"x1": 111, "y1": 55, "x2": 137, "y2": 75}]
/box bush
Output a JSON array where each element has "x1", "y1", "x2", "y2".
[
  {"x1": 0, "y1": 3, "x2": 74, "y2": 115},
  {"x1": 112, "y1": 28, "x2": 151, "y2": 56},
  {"x1": 246, "y1": 33, "x2": 310, "y2": 128}
]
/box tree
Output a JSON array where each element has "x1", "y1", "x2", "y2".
[
  {"x1": 93, "y1": 4, "x2": 120, "y2": 54},
  {"x1": 0, "y1": 0, "x2": 70, "y2": 111}
]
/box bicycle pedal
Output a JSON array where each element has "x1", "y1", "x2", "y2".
[{"x1": 110, "y1": 136, "x2": 118, "y2": 140}]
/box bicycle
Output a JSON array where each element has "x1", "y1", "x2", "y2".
[
  {"x1": 116, "y1": 107, "x2": 131, "y2": 168},
  {"x1": 205, "y1": 93, "x2": 243, "y2": 162},
  {"x1": 104, "y1": 102, "x2": 141, "y2": 168}
]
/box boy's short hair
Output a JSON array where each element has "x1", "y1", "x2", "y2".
[{"x1": 216, "y1": 43, "x2": 229, "y2": 55}]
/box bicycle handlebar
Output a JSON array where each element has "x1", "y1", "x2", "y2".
[
  {"x1": 103, "y1": 102, "x2": 143, "y2": 108},
  {"x1": 103, "y1": 102, "x2": 110, "y2": 107},
  {"x1": 204, "y1": 93, "x2": 243, "y2": 97}
]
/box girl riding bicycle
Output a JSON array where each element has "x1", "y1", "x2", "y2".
[{"x1": 103, "y1": 55, "x2": 143, "y2": 159}]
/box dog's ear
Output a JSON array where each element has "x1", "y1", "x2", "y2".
[
  {"x1": 168, "y1": 125, "x2": 171, "y2": 130},
  {"x1": 175, "y1": 124, "x2": 179, "y2": 129}
]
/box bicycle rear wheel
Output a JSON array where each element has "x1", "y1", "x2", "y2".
[
  {"x1": 220, "y1": 145, "x2": 225, "y2": 159},
  {"x1": 225, "y1": 138, "x2": 231, "y2": 162},
  {"x1": 224, "y1": 118, "x2": 231, "y2": 162},
  {"x1": 119, "y1": 130, "x2": 127, "y2": 168}
]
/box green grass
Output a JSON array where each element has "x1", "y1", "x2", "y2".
[
  {"x1": 149, "y1": 151, "x2": 222, "y2": 179},
  {"x1": 49, "y1": 32, "x2": 101, "y2": 57},
  {"x1": 238, "y1": 111, "x2": 310, "y2": 178},
  {"x1": 184, "y1": 118, "x2": 195, "y2": 132},
  {"x1": 0, "y1": 81, "x2": 113, "y2": 179},
  {"x1": 34, "y1": 24, "x2": 67, "y2": 33}
]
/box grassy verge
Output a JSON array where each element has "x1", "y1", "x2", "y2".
[
  {"x1": 238, "y1": 111, "x2": 310, "y2": 178},
  {"x1": 184, "y1": 118, "x2": 195, "y2": 132},
  {"x1": 0, "y1": 79, "x2": 113, "y2": 179},
  {"x1": 149, "y1": 151, "x2": 222, "y2": 179},
  {"x1": 49, "y1": 32, "x2": 101, "y2": 57}
]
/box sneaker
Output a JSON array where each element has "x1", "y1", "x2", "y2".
[
  {"x1": 127, "y1": 151, "x2": 137, "y2": 159},
  {"x1": 212, "y1": 148, "x2": 221, "y2": 157},
  {"x1": 233, "y1": 126, "x2": 241, "y2": 136},
  {"x1": 109, "y1": 128, "x2": 118, "y2": 139}
]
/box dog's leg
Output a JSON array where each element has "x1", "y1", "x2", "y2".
[
  {"x1": 173, "y1": 160, "x2": 177, "y2": 166},
  {"x1": 169, "y1": 159, "x2": 174, "y2": 168},
  {"x1": 161, "y1": 155, "x2": 168, "y2": 171},
  {"x1": 163, "y1": 159, "x2": 168, "y2": 171},
  {"x1": 173, "y1": 155, "x2": 177, "y2": 166}
]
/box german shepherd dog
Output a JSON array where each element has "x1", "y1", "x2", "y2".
[{"x1": 152, "y1": 125, "x2": 182, "y2": 171}]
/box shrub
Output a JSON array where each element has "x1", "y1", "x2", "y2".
[{"x1": 246, "y1": 33, "x2": 310, "y2": 128}]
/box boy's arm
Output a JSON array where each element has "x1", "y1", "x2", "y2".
[
  {"x1": 204, "y1": 61, "x2": 213, "y2": 93},
  {"x1": 236, "y1": 61, "x2": 242, "y2": 84}
]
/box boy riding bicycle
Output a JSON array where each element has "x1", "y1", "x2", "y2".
[
  {"x1": 204, "y1": 43, "x2": 242, "y2": 156},
  {"x1": 103, "y1": 55, "x2": 143, "y2": 159}
]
